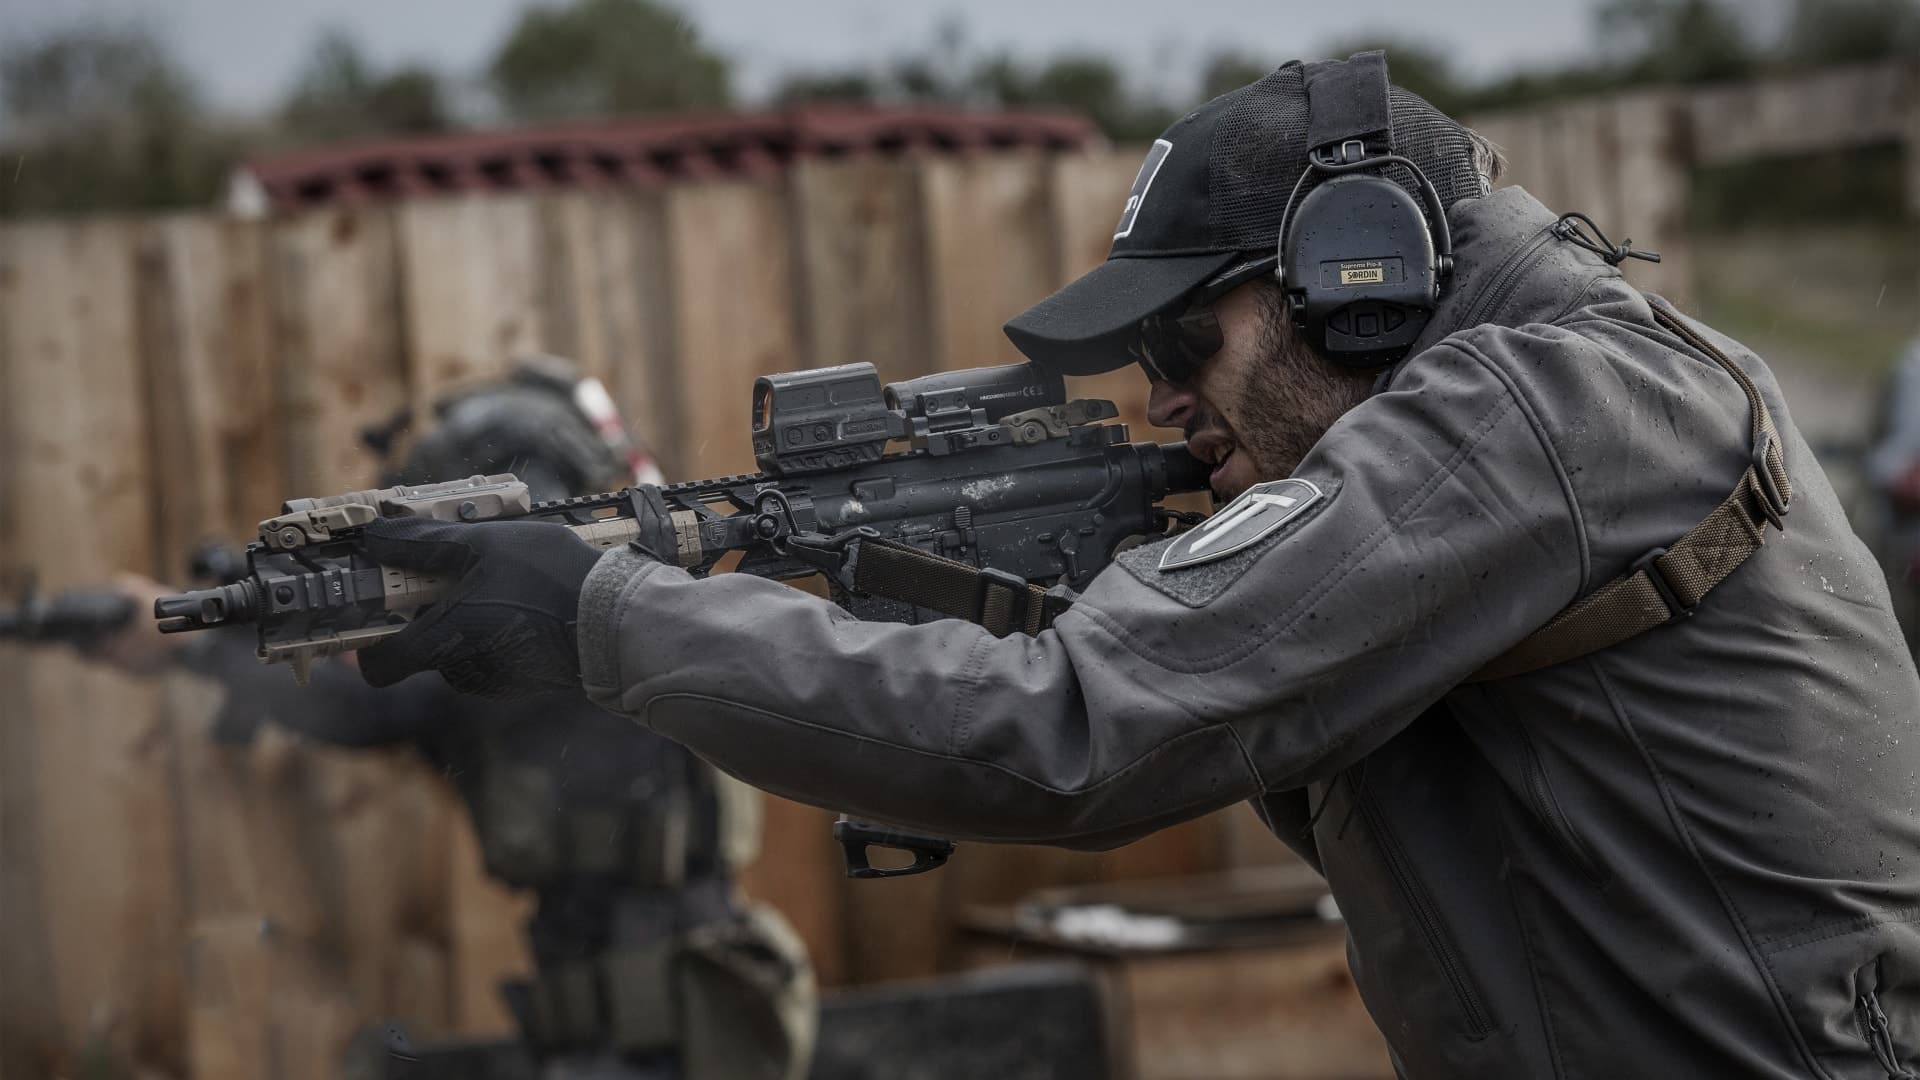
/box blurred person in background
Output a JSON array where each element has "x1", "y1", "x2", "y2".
[
  {"x1": 95, "y1": 358, "x2": 815, "y2": 1080},
  {"x1": 353, "y1": 54, "x2": 1920, "y2": 1080}
]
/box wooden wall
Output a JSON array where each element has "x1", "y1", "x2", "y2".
[
  {"x1": 0, "y1": 149, "x2": 1255, "y2": 1080},
  {"x1": 1467, "y1": 60, "x2": 1920, "y2": 307}
]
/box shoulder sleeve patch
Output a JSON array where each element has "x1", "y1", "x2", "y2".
[
  {"x1": 1115, "y1": 477, "x2": 1339, "y2": 608},
  {"x1": 1159, "y1": 478, "x2": 1327, "y2": 570}
]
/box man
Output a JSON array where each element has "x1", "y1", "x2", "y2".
[
  {"x1": 97, "y1": 360, "x2": 816, "y2": 1080},
  {"x1": 355, "y1": 60, "x2": 1920, "y2": 1078}
]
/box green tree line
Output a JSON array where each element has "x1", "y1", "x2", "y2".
[{"x1": 2, "y1": 0, "x2": 1916, "y2": 217}]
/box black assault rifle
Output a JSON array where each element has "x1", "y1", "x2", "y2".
[{"x1": 152, "y1": 361, "x2": 1210, "y2": 876}]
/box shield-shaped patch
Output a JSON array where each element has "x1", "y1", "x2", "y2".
[{"x1": 1158, "y1": 478, "x2": 1326, "y2": 571}]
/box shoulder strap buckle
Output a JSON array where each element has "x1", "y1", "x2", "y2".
[
  {"x1": 1632, "y1": 547, "x2": 1694, "y2": 626},
  {"x1": 974, "y1": 566, "x2": 1034, "y2": 637},
  {"x1": 1751, "y1": 433, "x2": 1790, "y2": 530}
]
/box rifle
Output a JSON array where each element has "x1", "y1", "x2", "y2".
[
  {"x1": 0, "y1": 579, "x2": 137, "y2": 648},
  {"x1": 152, "y1": 361, "x2": 1210, "y2": 875},
  {"x1": 0, "y1": 540, "x2": 248, "y2": 653}
]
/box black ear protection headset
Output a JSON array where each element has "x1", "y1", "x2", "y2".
[
  {"x1": 1138, "y1": 52, "x2": 1454, "y2": 382},
  {"x1": 1278, "y1": 51, "x2": 1454, "y2": 369}
]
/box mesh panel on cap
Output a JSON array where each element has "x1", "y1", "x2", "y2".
[{"x1": 1208, "y1": 62, "x2": 1489, "y2": 252}]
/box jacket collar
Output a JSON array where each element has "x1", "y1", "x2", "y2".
[{"x1": 1406, "y1": 185, "x2": 1624, "y2": 357}]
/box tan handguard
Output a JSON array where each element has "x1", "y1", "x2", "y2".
[
  {"x1": 245, "y1": 474, "x2": 650, "y2": 684},
  {"x1": 262, "y1": 564, "x2": 453, "y2": 685}
]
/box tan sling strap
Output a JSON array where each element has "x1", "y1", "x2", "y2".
[
  {"x1": 849, "y1": 536, "x2": 1068, "y2": 637},
  {"x1": 1466, "y1": 303, "x2": 1793, "y2": 682}
]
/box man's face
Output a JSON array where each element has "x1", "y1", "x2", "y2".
[{"x1": 1145, "y1": 282, "x2": 1372, "y2": 499}]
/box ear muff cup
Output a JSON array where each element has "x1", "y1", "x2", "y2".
[
  {"x1": 1274, "y1": 51, "x2": 1456, "y2": 371},
  {"x1": 1282, "y1": 171, "x2": 1442, "y2": 369}
]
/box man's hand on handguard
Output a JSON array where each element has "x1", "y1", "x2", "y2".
[{"x1": 355, "y1": 517, "x2": 603, "y2": 699}]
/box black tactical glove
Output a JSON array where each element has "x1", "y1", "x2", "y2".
[{"x1": 355, "y1": 516, "x2": 602, "y2": 699}]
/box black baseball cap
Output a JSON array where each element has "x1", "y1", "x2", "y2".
[{"x1": 1004, "y1": 58, "x2": 1487, "y2": 376}]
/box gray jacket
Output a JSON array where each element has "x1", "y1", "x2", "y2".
[{"x1": 578, "y1": 186, "x2": 1920, "y2": 1079}]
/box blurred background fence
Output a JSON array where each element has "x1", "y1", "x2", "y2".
[
  {"x1": 0, "y1": 144, "x2": 1263, "y2": 1080},
  {"x1": 1, "y1": 50, "x2": 1916, "y2": 1080}
]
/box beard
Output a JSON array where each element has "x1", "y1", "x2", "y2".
[{"x1": 1189, "y1": 287, "x2": 1374, "y2": 496}]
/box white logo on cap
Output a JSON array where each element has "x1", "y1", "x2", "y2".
[{"x1": 1114, "y1": 139, "x2": 1173, "y2": 240}]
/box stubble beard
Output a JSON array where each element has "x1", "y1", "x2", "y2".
[{"x1": 1230, "y1": 288, "x2": 1376, "y2": 481}]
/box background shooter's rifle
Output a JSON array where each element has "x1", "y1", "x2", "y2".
[
  {"x1": 2, "y1": 540, "x2": 245, "y2": 650},
  {"x1": 153, "y1": 361, "x2": 1211, "y2": 877},
  {"x1": 0, "y1": 579, "x2": 137, "y2": 647}
]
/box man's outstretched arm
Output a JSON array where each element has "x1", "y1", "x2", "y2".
[{"x1": 571, "y1": 342, "x2": 1580, "y2": 848}]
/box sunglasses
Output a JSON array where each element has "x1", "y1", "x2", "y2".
[{"x1": 1129, "y1": 254, "x2": 1280, "y2": 386}]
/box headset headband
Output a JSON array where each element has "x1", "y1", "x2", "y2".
[{"x1": 1304, "y1": 51, "x2": 1394, "y2": 159}]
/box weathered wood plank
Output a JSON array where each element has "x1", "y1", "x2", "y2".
[
  {"x1": 1472, "y1": 109, "x2": 1557, "y2": 206},
  {"x1": 210, "y1": 220, "x2": 285, "y2": 539},
  {"x1": 271, "y1": 208, "x2": 407, "y2": 495},
  {"x1": 957, "y1": 922, "x2": 1390, "y2": 1080},
  {"x1": 1465, "y1": 111, "x2": 1548, "y2": 202},
  {"x1": 537, "y1": 191, "x2": 683, "y2": 477},
  {"x1": 1688, "y1": 61, "x2": 1914, "y2": 166},
  {"x1": 184, "y1": 915, "x2": 358, "y2": 1080},
  {"x1": 136, "y1": 215, "x2": 280, "y2": 576},
  {"x1": 919, "y1": 153, "x2": 1060, "y2": 374},
  {"x1": 318, "y1": 752, "x2": 457, "y2": 1036},
  {"x1": 268, "y1": 937, "x2": 363, "y2": 1080},
  {"x1": 396, "y1": 195, "x2": 546, "y2": 415},
  {"x1": 0, "y1": 220, "x2": 187, "y2": 1077},
  {"x1": 592, "y1": 192, "x2": 684, "y2": 477},
  {"x1": 1606, "y1": 92, "x2": 1694, "y2": 302},
  {"x1": 170, "y1": 673, "x2": 418, "y2": 1077},
  {"x1": 661, "y1": 179, "x2": 807, "y2": 477},
  {"x1": 789, "y1": 157, "x2": 932, "y2": 380},
  {"x1": 183, "y1": 917, "x2": 273, "y2": 1080},
  {"x1": 1118, "y1": 930, "x2": 1391, "y2": 1080},
  {"x1": 446, "y1": 804, "x2": 532, "y2": 1034},
  {"x1": 0, "y1": 218, "x2": 58, "y2": 1080},
  {"x1": 536, "y1": 192, "x2": 612, "y2": 384}
]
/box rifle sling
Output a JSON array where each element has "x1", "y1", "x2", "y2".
[
  {"x1": 1467, "y1": 302, "x2": 1793, "y2": 682},
  {"x1": 850, "y1": 537, "x2": 1069, "y2": 637}
]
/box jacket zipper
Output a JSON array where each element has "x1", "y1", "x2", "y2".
[
  {"x1": 1857, "y1": 990, "x2": 1917, "y2": 1080},
  {"x1": 1511, "y1": 724, "x2": 1611, "y2": 887},
  {"x1": 1357, "y1": 786, "x2": 1494, "y2": 1040},
  {"x1": 1453, "y1": 224, "x2": 1559, "y2": 334}
]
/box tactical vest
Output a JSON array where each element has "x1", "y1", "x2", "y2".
[
  {"x1": 346, "y1": 904, "x2": 816, "y2": 1080},
  {"x1": 472, "y1": 754, "x2": 761, "y2": 889}
]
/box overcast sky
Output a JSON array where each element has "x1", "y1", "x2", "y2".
[{"x1": 0, "y1": 0, "x2": 1631, "y2": 116}]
